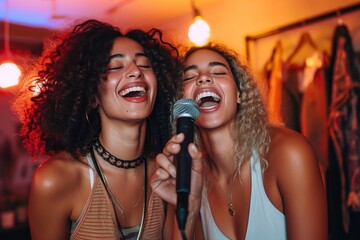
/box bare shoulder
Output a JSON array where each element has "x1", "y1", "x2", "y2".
[
  {"x1": 267, "y1": 124, "x2": 324, "y2": 191},
  {"x1": 265, "y1": 124, "x2": 327, "y2": 239},
  {"x1": 267, "y1": 125, "x2": 318, "y2": 167},
  {"x1": 268, "y1": 125, "x2": 313, "y2": 151},
  {"x1": 265, "y1": 125, "x2": 324, "y2": 189},
  {"x1": 31, "y1": 152, "x2": 88, "y2": 200},
  {"x1": 28, "y1": 152, "x2": 92, "y2": 239}
]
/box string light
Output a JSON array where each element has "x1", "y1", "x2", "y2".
[{"x1": 188, "y1": 0, "x2": 210, "y2": 46}]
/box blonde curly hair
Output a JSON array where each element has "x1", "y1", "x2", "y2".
[{"x1": 179, "y1": 43, "x2": 271, "y2": 171}]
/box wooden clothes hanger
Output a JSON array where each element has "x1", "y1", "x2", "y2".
[
  {"x1": 337, "y1": 9, "x2": 344, "y2": 26},
  {"x1": 264, "y1": 40, "x2": 282, "y2": 73},
  {"x1": 286, "y1": 32, "x2": 319, "y2": 63}
]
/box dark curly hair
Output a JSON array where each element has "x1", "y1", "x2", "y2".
[{"x1": 12, "y1": 19, "x2": 181, "y2": 160}]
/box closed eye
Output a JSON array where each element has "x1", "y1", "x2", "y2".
[
  {"x1": 108, "y1": 66, "x2": 123, "y2": 71},
  {"x1": 212, "y1": 72, "x2": 226, "y2": 75},
  {"x1": 137, "y1": 64, "x2": 151, "y2": 69},
  {"x1": 183, "y1": 74, "x2": 198, "y2": 82}
]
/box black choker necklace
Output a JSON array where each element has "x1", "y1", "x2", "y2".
[{"x1": 93, "y1": 139, "x2": 146, "y2": 169}]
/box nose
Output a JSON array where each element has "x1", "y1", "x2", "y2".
[
  {"x1": 197, "y1": 74, "x2": 213, "y2": 85},
  {"x1": 126, "y1": 64, "x2": 143, "y2": 79}
]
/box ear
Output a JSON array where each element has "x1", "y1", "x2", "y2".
[
  {"x1": 237, "y1": 91, "x2": 241, "y2": 104},
  {"x1": 91, "y1": 96, "x2": 99, "y2": 108}
]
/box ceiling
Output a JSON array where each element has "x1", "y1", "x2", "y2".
[{"x1": 1, "y1": 0, "x2": 220, "y2": 30}]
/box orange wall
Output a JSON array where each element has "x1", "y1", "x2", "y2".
[{"x1": 152, "y1": 0, "x2": 360, "y2": 68}]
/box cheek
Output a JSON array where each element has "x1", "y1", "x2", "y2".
[
  {"x1": 97, "y1": 78, "x2": 118, "y2": 101},
  {"x1": 148, "y1": 72, "x2": 157, "y2": 86},
  {"x1": 151, "y1": 80, "x2": 158, "y2": 98},
  {"x1": 221, "y1": 80, "x2": 238, "y2": 95},
  {"x1": 105, "y1": 72, "x2": 122, "y2": 86},
  {"x1": 182, "y1": 82, "x2": 194, "y2": 99}
]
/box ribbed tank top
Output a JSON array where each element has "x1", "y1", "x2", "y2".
[{"x1": 70, "y1": 154, "x2": 166, "y2": 239}]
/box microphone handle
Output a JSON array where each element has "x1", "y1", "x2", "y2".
[{"x1": 176, "y1": 116, "x2": 195, "y2": 232}]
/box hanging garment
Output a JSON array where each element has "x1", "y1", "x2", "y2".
[
  {"x1": 300, "y1": 51, "x2": 330, "y2": 182},
  {"x1": 328, "y1": 24, "x2": 360, "y2": 239},
  {"x1": 262, "y1": 34, "x2": 330, "y2": 180},
  {"x1": 263, "y1": 41, "x2": 284, "y2": 125},
  {"x1": 281, "y1": 32, "x2": 327, "y2": 132}
]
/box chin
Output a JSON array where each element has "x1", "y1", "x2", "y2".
[
  {"x1": 125, "y1": 112, "x2": 151, "y2": 121},
  {"x1": 197, "y1": 118, "x2": 223, "y2": 129}
]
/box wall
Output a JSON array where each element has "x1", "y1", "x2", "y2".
[
  {"x1": 2, "y1": 0, "x2": 359, "y2": 67},
  {"x1": 152, "y1": 0, "x2": 360, "y2": 67}
]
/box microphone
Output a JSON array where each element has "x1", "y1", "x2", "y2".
[{"x1": 172, "y1": 98, "x2": 200, "y2": 234}]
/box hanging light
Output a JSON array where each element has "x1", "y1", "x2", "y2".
[
  {"x1": 0, "y1": 0, "x2": 22, "y2": 89},
  {"x1": 188, "y1": 0, "x2": 210, "y2": 46},
  {"x1": 0, "y1": 63, "x2": 21, "y2": 88}
]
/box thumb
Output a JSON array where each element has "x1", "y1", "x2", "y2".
[
  {"x1": 187, "y1": 143, "x2": 203, "y2": 212},
  {"x1": 188, "y1": 143, "x2": 203, "y2": 174}
]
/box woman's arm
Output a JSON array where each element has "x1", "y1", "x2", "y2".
[
  {"x1": 270, "y1": 127, "x2": 327, "y2": 240},
  {"x1": 28, "y1": 156, "x2": 78, "y2": 240}
]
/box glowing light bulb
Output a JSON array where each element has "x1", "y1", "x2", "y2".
[
  {"x1": 0, "y1": 62, "x2": 21, "y2": 88},
  {"x1": 188, "y1": 16, "x2": 210, "y2": 46}
]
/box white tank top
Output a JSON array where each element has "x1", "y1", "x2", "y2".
[{"x1": 200, "y1": 152, "x2": 286, "y2": 239}]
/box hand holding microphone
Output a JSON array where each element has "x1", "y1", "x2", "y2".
[
  {"x1": 150, "y1": 98, "x2": 203, "y2": 239},
  {"x1": 172, "y1": 98, "x2": 200, "y2": 235}
]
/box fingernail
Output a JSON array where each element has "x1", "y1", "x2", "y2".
[
  {"x1": 157, "y1": 169, "x2": 163, "y2": 177},
  {"x1": 171, "y1": 167, "x2": 176, "y2": 176},
  {"x1": 191, "y1": 144, "x2": 198, "y2": 153}
]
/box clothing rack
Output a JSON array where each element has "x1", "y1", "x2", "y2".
[{"x1": 245, "y1": 2, "x2": 360, "y2": 61}]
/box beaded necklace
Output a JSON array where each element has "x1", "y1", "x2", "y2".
[{"x1": 93, "y1": 139, "x2": 146, "y2": 169}]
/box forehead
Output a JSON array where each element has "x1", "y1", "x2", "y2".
[
  {"x1": 110, "y1": 37, "x2": 145, "y2": 54},
  {"x1": 184, "y1": 49, "x2": 228, "y2": 67}
]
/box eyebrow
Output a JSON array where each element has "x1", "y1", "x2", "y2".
[
  {"x1": 209, "y1": 61, "x2": 229, "y2": 70},
  {"x1": 109, "y1": 52, "x2": 147, "y2": 59},
  {"x1": 183, "y1": 61, "x2": 229, "y2": 72},
  {"x1": 183, "y1": 65, "x2": 197, "y2": 72}
]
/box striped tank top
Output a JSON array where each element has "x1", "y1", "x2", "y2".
[{"x1": 70, "y1": 155, "x2": 166, "y2": 239}]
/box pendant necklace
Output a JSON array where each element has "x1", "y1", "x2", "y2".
[
  {"x1": 90, "y1": 143, "x2": 147, "y2": 240},
  {"x1": 214, "y1": 170, "x2": 239, "y2": 217},
  {"x1": 98, "y1": 165, "x2": 144, "y2": 222},
  {"x1": 227, "y1": 173, "x2": 238, "y2": 216},
  {"x1": 228, "y1": 187, "x2": 236, "y2": 216}
]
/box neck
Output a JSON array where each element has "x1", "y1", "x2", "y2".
[
  {"x1": 99, "y1": 120, "x2": 147, "y2": 160},
  {"x1": 200, "y1": 126, "x2": 236, "y2": 178}
]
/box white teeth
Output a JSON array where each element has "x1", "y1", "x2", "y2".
[
  {"x1": 195, "y1": 91, "x2": 220, "y2": 103},
  {"x1": 120, "y1": 86, "x2": 146, "y2": 96},
  {"x1": 200, "y1": 105, "x2": 215, "y2": 110}
]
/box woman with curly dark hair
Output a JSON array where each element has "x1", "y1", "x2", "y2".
[
  {"x1": 12, "y1": 19, "x2": 181, "y2": 239},
  {"x1": 151, "y1": 43, "x2": 327, "y2": 239}
]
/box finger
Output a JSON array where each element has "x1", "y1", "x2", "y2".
[
  {"x1": 187, "y1": 143, "x2": 204, "y2": 211},
  {"x1": 150, "y1": 168, "x2": 177, "y2": 205},
  {"x1": 162, "y1": 133, "x2": 184, "y2": 157},
  {"x1": 188, "y1": 143, "x2": 203, "y2": 174},
  {"x1": 156, "y1": 153, "x2": 177, "y2": 177},
  {"x1": 150, "y1": 164, "x2": 175, "y2": 191}
]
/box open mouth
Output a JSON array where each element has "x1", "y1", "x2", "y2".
[
  {"x1": 195, "y1": 91, "x2": 221, "y2": 109},
  {"x1": 119, "y1": 86, "x2": 146, "y2": 98}
]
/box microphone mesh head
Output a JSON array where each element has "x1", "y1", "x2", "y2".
[{"x1": 173, "y1": 98, "x2": 200, "y2": 120}]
